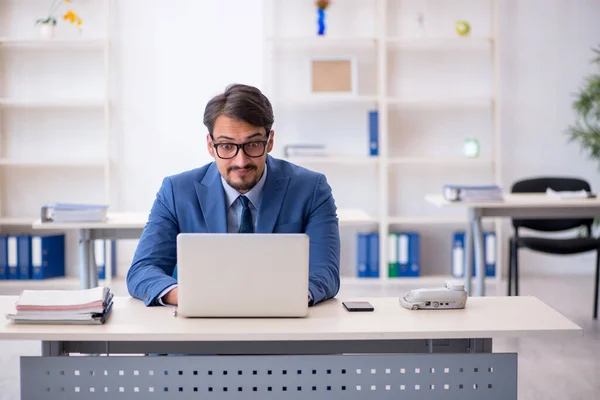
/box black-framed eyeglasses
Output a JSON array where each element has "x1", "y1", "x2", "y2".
[{"x1": 210, "y1": 134, "x2": 270, "y2": 159}]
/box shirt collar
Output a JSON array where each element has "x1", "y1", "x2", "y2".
[{"x1": 221, "y1": 163, "x2": 267, "y2": 210}]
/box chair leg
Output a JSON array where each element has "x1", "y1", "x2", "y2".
[
  {"x1": 514, "y1": 241, "x2": 520, "y2": 296},
  {"x1": 594, "y1": 250, "x2": 600, "y2": 320},
  {"x1": 508, "y1": 238, "x2": 514, "y2": 296}
]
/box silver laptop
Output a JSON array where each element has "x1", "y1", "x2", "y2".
[{"x1": 176, "y1": 233, "x2": 309, "y2": 318}]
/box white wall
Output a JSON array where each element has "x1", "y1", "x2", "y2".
[
  {"x1": 110, "y1": 0, "x2": 264, "y2": 275},
  {"x1": 498, "y1": 0, "x2": 600, "y2": 275}
]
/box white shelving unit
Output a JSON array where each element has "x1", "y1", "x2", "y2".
[
  {"x1": 0, "y1": 0, "x2": 112, "y2": 228},
  {"x1": 264, "y1": 0, "x2": 501, "y2": 283}
]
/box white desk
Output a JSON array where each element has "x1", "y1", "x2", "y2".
[
  {"x1": 32, "y1": 212, "x2": 148, "y2": 289},
  {"x1": 0, "y1": 296, "x2": 581, "y2": 399},
  {"x1": 31, "y1": 208, "x2": 376, "y2": 290},
  {"x1": 425, "y1": 193, "x2": 600, "y2": 296}
]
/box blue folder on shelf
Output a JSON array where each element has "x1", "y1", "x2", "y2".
[
  {"x1": 367, "y1": 233, "x2": 380, "y2": 278},
  {"x1": 368, "y1": 110, "x2": 379, "y2": 156},
  {"x1": 17, "y1": 235, "x2": 32, "y2": 280},
  {"x1": 451, "y1": 231, "x2": 496, "y2": 277},
  {"x1": 7, "y1": 235, "x2": 18, "y2": 280},
  {"x1": 357, "y1": 233, "x2": 369, "y2": 278},
  {"x1": 0, "y1": 235, "x2": 8, "y2": 280},
  {"x1": 397, "y1": 232, "x2": 421, "y2": 277},
  {"x1": 31, "y1": 234, "x2": 66, "y2": 280}
]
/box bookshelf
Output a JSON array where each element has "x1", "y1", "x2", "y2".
[
  {"x1": 0, "y1": 0, "x2": 112, "y2": 225},
  {"x1": 263, "y1": 0, "x2": 502, "y2": 283}
]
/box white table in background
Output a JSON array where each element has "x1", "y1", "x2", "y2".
[
  {"x1": 425, "y1": 193, "x2": 600, "y2": 296},
  {"x1": 31, "y1": 208, "x2": 374, "y2": 290},
  {"x1": 0, "y1": 296, "x2": 582, "y2": 399},
  {"x1": 32, "y1": 213, "x2": 147, "y2": 289}
]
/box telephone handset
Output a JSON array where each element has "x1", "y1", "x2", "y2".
[{"x1": 399, "y1": 281, "x2": 468, "y2": 310}]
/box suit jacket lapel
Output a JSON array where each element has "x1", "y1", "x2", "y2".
[
  {"x1": 257, "y1": 156, "x2": 290, "y2": 233},
  {"x1": 194, "y1": 163, "x2": 227, "y2": 233}
]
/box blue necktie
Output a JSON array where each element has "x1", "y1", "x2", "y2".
[{"x1": 238, "y1": 195, "x2": 254, "y2": 233}]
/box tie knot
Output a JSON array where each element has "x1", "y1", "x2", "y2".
[{"x1": 239, "y1": 195, "x2": 250, "y2": 208}]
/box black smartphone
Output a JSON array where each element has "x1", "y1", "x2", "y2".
[{"x1": 342, "y1": 301, "x2": 374, "y2": 312}]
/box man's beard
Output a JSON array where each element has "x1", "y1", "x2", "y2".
[{"x1": 226, "y1": 165, "x2": 259, "y2": 192}]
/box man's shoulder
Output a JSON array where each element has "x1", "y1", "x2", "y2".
[{"x1": 269, "y1": 156, "x2": 322, "y2": 182}]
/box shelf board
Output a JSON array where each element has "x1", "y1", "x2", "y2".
[
  {"x1": 267, "y1": 36, "x2": 376, "y2": 47},
  {"x1": 0, "y1": 217, "x2": 36, "y2": 226},
  {"x1": 387, "y1": 36, "x2": 492, "y2": 49},
  {"x1": 342, "y1": 275, "x2": 497, "y2": 285},
  {"x1": 388, "y1": 157, "x2": 494, "y2": 166},
  {"x1": 286, "y1": 155, "x2": 378, "y2": 165},
  {"x1": 388, "y1": 215, "x2": 467, "y2": 225},
  {"x1": 275, "y1": 95, "x2": 378, "y2": 106},
  {"x1": 0, "y1": 158, "x2": 106, "y2": 168},
  {"x1": 387, "y1": 96, "x2": 492, "y2": 108},
  {"x1": 338, "y1": 208, "x2": 378, "y2": 226},
  {"x1": 0, "y1": 38, "x2": 105, "y2": 48},
  {"x1": 0, "y1": 98, "x2": 106, "y2": 108},
  {"x1": 387, "y1": 215, "x2": 498, "y2": 225}
]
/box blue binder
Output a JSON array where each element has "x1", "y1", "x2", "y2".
[
  {"x1": 397, "y1": 232, "x2": 420, "y2": 277},
  {"x1": 408, "y1": 232, "x2": 421, "y2": 277},
  {"x1": 31, "y1": 234, "x2": 65, "y2": 280},
  {"x1": 368, "y1": 110, "x2": 379, "y2": 156},
  {"x1": 17, "y1": 235, "x2": 32, "y2": 279},
  {"x1": 95, "y1": 239, "x2": 117, "y2": 280},
  {"x1": 357, "y1": 233, "x2": 369, "y2": 278},
  {"x1": 0, "y1": 236, "x2": 7, "y2": 280},
  {"x1": 367, "y1": 233, "x2": 379, "y2": 278},
  {"x1": 7, "y1": 235, "x2": 18, "y2": 279},
  {"x1": 451, "y1": 231, "x2": 496, "y2": 277}
]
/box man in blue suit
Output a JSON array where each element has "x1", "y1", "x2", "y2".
[{"x1": 126, "y1": 84, "x2": 340, "y2": 307}]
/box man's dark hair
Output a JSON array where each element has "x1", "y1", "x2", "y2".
[{"x1": 203, "y1": 84, "x2": 274, "y2": 136}]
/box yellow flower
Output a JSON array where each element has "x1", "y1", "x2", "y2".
[
  {"x1": 64, "y1": 0, "x2": 71, "y2": 3},
  {"x1": 63, "y1": 10, "x2": 76, "y2": 23}
]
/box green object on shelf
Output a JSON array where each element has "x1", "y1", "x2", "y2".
[
  {"x1": 463, "y1": 138, "x2": 480, "y2": 158},
  {"x1": 455, "y1": 20, "x2": 471, "y2": 37}
]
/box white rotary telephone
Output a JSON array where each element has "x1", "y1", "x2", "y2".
[{"x1": 399, "y1": 280, "x2": 468, "y2": 310}]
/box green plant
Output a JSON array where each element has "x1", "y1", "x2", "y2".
[{"x1": 566, "y1": 46, "x2": 600, "y2": 168}]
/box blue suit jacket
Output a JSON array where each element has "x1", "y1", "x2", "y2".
[{"x1": 126, "y1": 155, "x2": 341, "y2": 306}]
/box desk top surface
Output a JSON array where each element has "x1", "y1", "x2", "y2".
[
  {"x1": 425, "y1": 193, "x2": 600, "y2": 209},
  {"x1": 32, "y1": 212, "x2": 149, "y2": 230},
  {"x1": 31, "y1": 209, "x2": 373, "y2": 230},
  {"x1": 0, "y1": 296, "x2": 581, "y2": 342}
]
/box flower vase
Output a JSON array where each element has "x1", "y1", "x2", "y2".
[
  {"x1": 38, "y1": 23, "x2": 54, "y2": 39},
  {"x1": 317, "y1": 8, "x2": 326, "y2": 36}
]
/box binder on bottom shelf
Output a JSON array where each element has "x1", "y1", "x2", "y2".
[
  {"x1": 357, "y1": 232, "x2": 379, "y2": 278},
  {"x1": 31, "y1": 234, "x2": 66, "y2": 280},
  {"x1": 396, "y1": 232, "x2": 420, "y2": 277},
  {"x1": 452, "y1": 231, "x2": 496, "y2": 278},
  {"x1": 0, "y1": 235, "x2": 7, "y2": 280},
  {"x1": 357, "y1": 233, "x2": 369, "y2": 278},
  {"x1": 95, "y1": 239, "x2": 117, "y2": 280},
  {"x1": 7, "y1": 235, "x2": 18, "y2": 280}
]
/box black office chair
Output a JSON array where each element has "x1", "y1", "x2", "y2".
[{"x1": 507, "y1": 177, "x2": 600, "y2": 319}]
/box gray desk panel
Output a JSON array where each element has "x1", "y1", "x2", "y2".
[{"x1": 22, "y1": 353, "x2": 517, "y2": 400}]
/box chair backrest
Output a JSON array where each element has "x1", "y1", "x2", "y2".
[{"x1": 511, "y1": 176, "x2": 593, "y2": 233}]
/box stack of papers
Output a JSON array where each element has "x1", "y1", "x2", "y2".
[
  {"x1": 443, "y1": 184, "x2": 503, "y2": 202},
  {"x1": 6, "y1": 286, "x2": 113, "y2": 325},
  {"x1": 41, "y1": 203, "x2": 109, "y2": 223},
  {"x1": 546, "y1": 188, "x2": 594, "y2": 199}
]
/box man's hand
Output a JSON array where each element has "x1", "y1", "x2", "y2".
[{"x1": 163, "y1": 287, "x2": 178, "y2": 305}]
